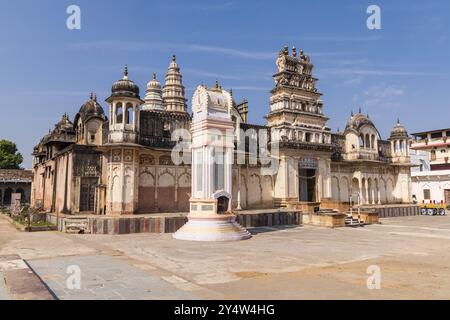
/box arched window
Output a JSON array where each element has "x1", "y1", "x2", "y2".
[
  {"x1": 365, "y1": 134, "x2": 370, "y2": 149},
  {"x1": 116, "y1": 103, "x2": 123, "y2": 124},
  {"x1": 359, "y1": 134, "x2": 364, "y2": 149},
  {"x1": 305, "y1": 132, "x2": 311, "y2": 143},
  {"x1": 371, "y1": 135, "x2": 376, "y2": 150},
  {"x1": 125, "y1": 103, "x2": 133, "y2": 124},
  {"x1": 431, "y1": 149, "x2": 437, "y2": 161}
]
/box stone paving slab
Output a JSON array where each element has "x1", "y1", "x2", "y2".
[
  {"x1": 0, "y1": 272, "x2": 11, "y2": 300},
  {"x1": 0, "y1": 255, "x2": 54, "y2": 300},
  {"x1": 27, "y1": 254, "x2": 198, "y2": 300}
]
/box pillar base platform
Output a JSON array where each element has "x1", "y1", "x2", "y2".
[{"x1": 173, "y1": 214, "x2": 251, "y2": 242}]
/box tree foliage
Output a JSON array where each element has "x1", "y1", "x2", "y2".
[{"x1": 0, "y1": 139, "x2": 23, "y2": 169}]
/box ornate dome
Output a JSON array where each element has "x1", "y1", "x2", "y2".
[
  {"x1": 55, "y1": 113, "x2": 74, "y2": 131},
  {"x1": 390, "y1": 119, "x2": 408, "y2": 138},
  {"x1": 77, "y1": 93, "x2": 105, "y2": 120},
  {"x1": 345, "y1": 111, "x2": 376, "y2": 132},
  {"x1": 109, "y1": 66, "x2": 140, "y2": 99},
  {"x1": 147, "y1": 72, "x2": 161, "y2": 91}
]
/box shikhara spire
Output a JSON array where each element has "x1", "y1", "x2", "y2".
[
  {"x1": 143, "y1": 72, "x2": 164, "y2": 111},
  {"x1": 163, "y1": 55, "x2": 187, "y2": 113}
]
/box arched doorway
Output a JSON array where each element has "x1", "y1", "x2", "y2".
[{"x1": 3, "y1": 188, "x2": 13, "y2": 205}]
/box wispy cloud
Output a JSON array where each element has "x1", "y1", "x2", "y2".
[
  {"x1": 69, "y1": 41, "x2": 347, "y2": 61},
  {"x1": 363, "y1": 84, "x2": 404, "y2": 99},
  {"x1": 356, "y1": 83, "x2": 405, "y2": 109},
  {"x1": 338, "y1": 77, "x2": 364, "y2": 87},
  {"x1": 69, "y1": 41, "x2": 275, "y2": 60},
  {"x1": 321, "y1": 67, "x2": 447, "y2": 77}
]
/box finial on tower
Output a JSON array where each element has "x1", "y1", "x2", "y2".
[
  {"x1": 124, "y1": 65, "x2": 129, "y2": 79},
  {"x1": 351, "y1": 110, "x2": 354, "y2": 116},
  {"x1": 93, "y1": 92, "x2": 97, "y2": 102},
  {"x1": 358, "y1": 107, "x2": 362, "y2": 114},
  {"x1": 152, "y1": 72, "x2": 157, "y2": 80},
  {"x1": 90, "y1": 92, "x2": 94, "y2": 100},
  {"x1": 397, "y1": 117, "x2": 400, "y2": 125},
  {"x1": 292, "y1": 46, "x2": 297, "y2": 58},
  {"x1": 172, "y1": 54, "x2": 176, "y2": 62}
]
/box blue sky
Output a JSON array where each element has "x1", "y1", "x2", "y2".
[{"x1": 1, "y1": 0, "x2": 450, "y2": 167}]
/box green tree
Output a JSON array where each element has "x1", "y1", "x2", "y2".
[{"x1": 0, "y1": 140, "x2": 23, "y2": 169}]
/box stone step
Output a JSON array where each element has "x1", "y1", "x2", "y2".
[{"x1": 64, "y1": 217, "x2": 89, "y2": 234}]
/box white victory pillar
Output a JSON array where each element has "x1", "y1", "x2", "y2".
[{"x1": 173, "y1": 82, "x2": 251, "y2": 241}]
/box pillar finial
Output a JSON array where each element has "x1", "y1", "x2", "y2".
[{"x1": 124, "y1": 65, "x2": 128, "y2": 79}]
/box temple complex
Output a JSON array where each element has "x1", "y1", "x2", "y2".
[{"x1": 30, "y1": 46, "x2": 415, "y2": 224}]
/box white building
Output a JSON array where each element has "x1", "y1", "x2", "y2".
[{"x1": 411, "y1": 128, "x2": 450, "y2": 205}]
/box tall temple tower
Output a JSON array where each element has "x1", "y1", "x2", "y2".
[
  {"x1": 266, "y1": 46, "x2": 333, "y2": 206},
  {"x1": 162, "y1": 55, "x2": 188, "y2": 114},
  {"x1": 267, "y1": 45, "x2": 330, "y2": 144},
  {"x1": 143, "y1": 73, "x2": 164, "y2": 111},
  {"x1": 105, "y1": 66, "x2": 144, "y2": 215}
]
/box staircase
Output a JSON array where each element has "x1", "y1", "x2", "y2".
[{"x1": 345, "y1": 213, "x2": 364, "y2": 227}]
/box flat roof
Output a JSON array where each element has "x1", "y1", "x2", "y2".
[{"x1": 411, "y1": 128, "x2": 450, "y2": 136}]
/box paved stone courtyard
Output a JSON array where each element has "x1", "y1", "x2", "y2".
[{"x1": 1, "y1": 214, "x2": 450, "y2": 299}]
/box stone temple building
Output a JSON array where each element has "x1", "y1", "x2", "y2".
[{"x1": 31, "y1": 47, "x2": 413, "y2": 216}]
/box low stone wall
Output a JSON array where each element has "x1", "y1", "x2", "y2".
[
  {"x1": 47, "y1": 210, "x2": 303, "y2": 235},
  {"x1": 302, "y1": 212, "x2": 347, "y2": 228},
  {"x1": 47, "y1": 213, "x2": 188, "y2": 235},
  {"x1": 236, "y1": 210, "x2": 302, "y2": 228},
  {"x1": 361, "y1": 204, "x2": 420, "y2": 218},
  {"x1": 320, "y1": 199, "x2": 351, "y2": 213},
  {"x1": 351, "y1": 211, "x2": 379, "y2": 224},
  {"x1": 89, "y1": 215, "x2": 188, "y2": 235}
]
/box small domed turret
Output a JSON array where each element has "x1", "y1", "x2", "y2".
[
  {"x1": 77, "y1": 93, "x2": 105, "y2": 121},
  {"x1": 108, "y1": 66, "x2": 140, "y2": 101},
  {"x1": 390, "y1": 118, "x2": 408, "y2": 139}
]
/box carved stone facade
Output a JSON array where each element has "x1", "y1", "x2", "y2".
[{"x1": 31, "y1": 48, "x2": 413, "y2": 216}]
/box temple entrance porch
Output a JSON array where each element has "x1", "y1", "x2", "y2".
[{"x1": 299, "y1": 168, "x2": 317, "y2": 202}]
